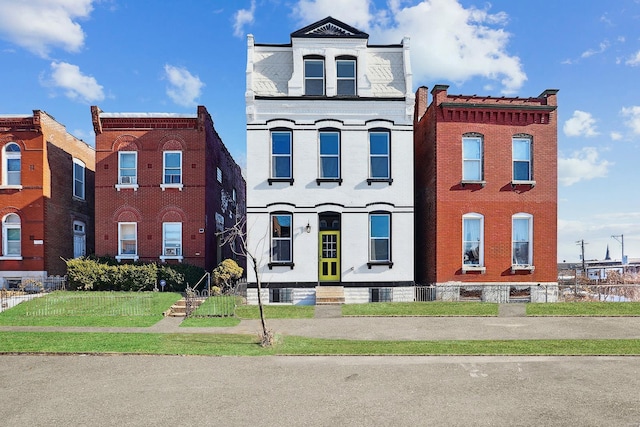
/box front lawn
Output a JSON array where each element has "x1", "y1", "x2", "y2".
[
  {"x1": 0, "y1": 291, "x2": 181, "y2": 327},
  {"x1": 527, "y1": 302, "x2": 640, "y2": 316}
]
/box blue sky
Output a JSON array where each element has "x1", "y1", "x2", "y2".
[{"x1": 1, "y1": 0, "x2": 639, "y2": 263}]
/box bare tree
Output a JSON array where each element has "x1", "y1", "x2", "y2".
[{"x1": 218, "y1": 215, "x2": 274, "y2": 347}]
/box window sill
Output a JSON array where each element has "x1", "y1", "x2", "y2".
[
  {"x1": 115, "y1": 184, "x2": 139, "y2": 191},
  {"x1": 268, "y1": 262, "x2": 294, "y2": 270},
  {"x1": 0, "y1": 185, "x2": 23, "y2": 191},
  {"x1": 462, "y1": 265, "x2": 486, "y2": 274},
  {"x1": 460, "y1": 180, "x2": 486, "y2": 188},
  {"x1": 367, "y1": 261, "x2": 393, "y2": 269},
  {"x1": 511, "y1": 265, "x2": 535, "y2": 273},
  {"x1": 116, "y1": 255, "x2": 139, "y2": 262},
  {"x1": 160, "y1": 256, "x2": 183, "y2": 262},
  {"x1": 0, "y1": 256, "x2": 23, "y2": 261},
  {"x1": 367, "y1": 178, "x2": 393, "y2": 186},
  {"x1": 511, "y1": 180, "x2": 536, "y2": 188},
  {"x1": 268, "y1": 178, "x2": 294, "y2": 186},
  {"x1": 160, "y1": 183, "x2": 183, "y2": 191},
  {"x1": 316, "y1": 178, "x2": 342, "y2": 186}
]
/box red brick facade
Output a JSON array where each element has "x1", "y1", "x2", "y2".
[
  {"x1": 414, "y1": 85, "x2": 558, "y2": 285},
  {"x1": 91, "y1": 106, "x2": 245, "y2": 272},
  {"x1": 0, "y1": 111, "x2": 95, "y2": 281}
]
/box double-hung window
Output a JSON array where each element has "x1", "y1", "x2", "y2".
[
  {"x1": 336, "y1": 58, "x2": 356, "y2": 96},
  {"x1": 73, "y1": 221, "x2": 86, "y2": 258},
  {"x1": 162, "y1": 222, "x2": 182, "y2": 259},
  {"x1": 3, "y1": 142, "x2": 21, "y2": 186},
  {"x1": 73, "y1": 159, "x2": 85, "y2": 199},
  {"x1": 368, "y1": 131, "x2": 391, "y2": 183},
  {"x1": 512, "y1": 136, "x2": 533, "y2": 182},
  {"x1": 270, "y1": 131, "x2": 292, "y2": 183},
  {"x1": 117, "y1": 222, "x2": 138, "y2": 260},
  {"x1": 462, "y1": 213, "x2": 484, "y2": 271},
  {"x1": 512, "y1": 213, "x2": 533, "y2": 269},
  {"x1": 462, "y1": 135, "x2": 483, "y2": 183},
  {"x1": 318, "y1": 131, "x2": 340, "y2": 182},
  {"x1": 304, "y1": 58, "x2": 325, "y2": 96},
  {"x1": 163, "y1": 151, "x2": 182, "y2": 184},
  {"x1": 368, "y1": 213, "x2": 392, "y2": 267},
  {"x1": 270, "y1": 213, "x2": 292, "y2": 265},
  {"x1": 2, "y1": 213, "x2": 21, "y2": 258},
  {"x1": 118, "y1": 151, "x2": 137, "y2": 185}
]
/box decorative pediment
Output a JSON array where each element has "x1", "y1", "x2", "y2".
[{"x1": 291, "y1": 16, "x2": 368, "y2": 39}]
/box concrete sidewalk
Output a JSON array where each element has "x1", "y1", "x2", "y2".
[{"x1": 3, "y1": 309, "x2": 640, "y2": 341}]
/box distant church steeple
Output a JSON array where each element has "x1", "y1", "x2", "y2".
[{"x1": 605, "y1": 245, "x2": 611, "y2": 260}]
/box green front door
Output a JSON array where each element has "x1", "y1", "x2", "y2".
[{"x1": 319, "y1": 231, "x2": 340, "y2": 282}]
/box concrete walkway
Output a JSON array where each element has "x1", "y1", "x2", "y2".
[{"x1": 3, "y1": 305, "x2": 640, "y2": 341}]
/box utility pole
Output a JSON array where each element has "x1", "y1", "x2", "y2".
[
  {"x1": 576, "y1": 239, "x2": 587, "y2": 277},
  {"x1": 611, "y1": 234, "x2": 625, "y2": 265}
]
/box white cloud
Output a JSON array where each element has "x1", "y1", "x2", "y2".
[
  {"x1": 563, "y1": 110, "x2": 599, "y2": 137},
  {"x1": 0, "y1": 0, "x2": 93, "y2": 57},
  {"x1": 621, "y1": 106, "x2": 640, "y2": 134},
  {"x1": 558, "y1": 147, "x2": 612, "y2": 186},
  {"x1": 164, "y1": 64, "x2": 205, "y2": 107},
  {"x1": 233, "y1": 0, "x2": 256, "y2": 38},
  {"x1": 46, "y1": 61, "x2": 104, "y2": 103},
  {"x1": 581, "y1": 40, "x2": 609, "y2": 59},
  {"x1": 610, "y1": 131, "x2": 623, "y2": 141},
  {"x1": 291, "y1": 0, "x2": 526, "y2": 94},
  {"x1": 626, "y1": 50, "x2": 640, "y2": 66}
]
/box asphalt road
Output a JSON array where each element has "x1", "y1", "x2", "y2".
[{"x1": 2, "y1": 354, "x2": 640, "y2": 426}]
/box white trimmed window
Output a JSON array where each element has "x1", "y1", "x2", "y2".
[
  {"x1": 73, "y1": 158, "x2": 85, "y2": 199},
  {"x1": 304, "y1": 58, "x2": 325, "y2": 96},
  {"x1": 462, "y1": 213, "x2": 484, "y2": 270},
  {"x1": 270, "y1": 131, "x2": 292, "y2": 180},
  {"x1": 162, "y1": 222, "x2": 182, "y2": 260},
  {"x1": 319, "y1": 131, "x2": 340, "y2": 180},
  {"x1": 118, "y1": 151, "x2": 137, "y2": 185},
  {"x1": 512, "y1": 137, "x2": 533, "y2": 181},
  {"x1": 369, "y1": 213, "x2": 391, "y2": 263},
  {"x1": 2, "y1": 213, "x2": 21, "y2": 258},
  {"x1": 271, "y1": 213, "x2": 292, "y2": 263},
  {"x1": 163, "y1": 151, "x2": 182, "y2": 184},
  {"x1": 117, "y1": 222, "x2": 138, "y2": 261},
  {"x1": 369, "y1": 131, "x2": 390, "y2": 181},
  {"x1": 462, "y1": 136, "x2": 483, "y2": 182},
  {"x1": 216, "y1": 167, "x2": 223, "y2": 183},
  {"x1": 3, "y1": 142, "x2": 21, "y2": 186},
  {"x1": 512, "y1": 213, "x2": 533, "y2": 267},
  {"x1": 336, "y1": 59, "x2": 356, "y2": 96}
]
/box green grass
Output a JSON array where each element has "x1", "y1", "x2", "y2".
[
  {"x1": 189, "y1": 295, "x2": 240, "y2": 317},
  {"x1": 235, "y1": 305, "x2": 315, "y2": 319},
  {"x1": 342, "y1": 301, "x2": 499, "y2": 317},
  {"x1": 1, "y1": 331, "x2": 640, "y2": 356},
  {"x1": 527, "y1": 302, "x2": 640, "y2": 316},
  {"x1": 0, "y1": 291, "x2": 182, "y2": 327}
]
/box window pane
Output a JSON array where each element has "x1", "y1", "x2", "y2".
[
  {"x1": 272, "y1": 133, "x2": 291, "y2": 154},
  {"x1": 370, "y1": 157, "x2": 389, "y2": 178},
  {"x1": 463, "y1": 161, "x2": 481, "y2": 181},
  {"x1": 6, "y1": 143, "x2": 20, "y2": 152},
  {"x1": 321, "y1": 158, "x2": 339, "y2": 178},
  {"x1": 370, "y1": 133, "x2": 389, "y2": 155},
  {"x1": 513, "y1": 218, "x2": 529, "y2": 241},
  {"x1": 337, "y1": 81, "x2": 355, "y2": 95},
  {"x1": 272, "y1": 215, "x2": 291, "y2": 238},
  {"x1": 513, "y1": 242, "x2": 529, "y2": 264},
  {"x1": 305, "y1": 61, "x2": 324, "y2": 77},
  {"x1": 463, "y1": 218, "x2": 481, "y2": 265},
  {"x1": 320, "y1": 133, "x2": 339, "y2": 155},
  {"x1": 272, "y1": 240, "x2": 291, "y2": 262},
  {"x1": 513, "y1": 161, "x2": 530, "y2": 180},
  {"x1": 305, "y1": 80, "x2": 324, "y2": 96},
  {"x1": 7, "y1": 228, "x2": 20, "y2": 241},
  {"x1": 370, "y1": 215, "x2": 389, "y2": 238},
  {"x1": 513, "y1": 139, "x2": 531, "y2": 160},
  {"x1": 165, "y1": 152, "x2": 180, "y2": 167},
  {"x1": 337, "y1": 61, "x2": 355, "y2": 77},
  {"x1": 463, "y1": 138, "x2": 481, "y2": 159},
  {"x1": 371, "y1": 239, "x2": 389, "y2": 261},
  {"x1": 7, "y1": 158, "x2": 20, "y2": 172},
  {"x1": 120, "y1": 153, "x2": 135, "y2": 168},
  {"x1": 121, "y1": 224, "x2": 136, "y2": 240},
  {"x1": 272, "y1": 157, "x2": 291, "y2": 178}
]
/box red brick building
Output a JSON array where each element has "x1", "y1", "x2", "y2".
[
  {"x1": 0, "y1": 111, "x2": 95, "y2": 286},
  {"x1": 414, "y1": 85, "x2": 558, "y2": 301},
  {"x1": 91, "y1": 106, "x2": 245, "y2": 273}
]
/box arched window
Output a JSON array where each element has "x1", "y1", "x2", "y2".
[
  {"x1": 462, "y1": 213, "x2": 484, "y2": 271},
  {"x1": 512, "y1": 213, "x2": 533, "y2": 266},
  {"x1": 3, "y1": 142, "x2": 21, "y2": 186},
  {"x1": 2, "y1": 213, "x2": 21, "y2": 257}
]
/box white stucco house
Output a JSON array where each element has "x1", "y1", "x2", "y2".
[{"x1": 245, "y1": 17, "x2": 415, "y2": 304}]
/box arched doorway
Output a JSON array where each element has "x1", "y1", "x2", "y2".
[{"x1": 318, "y1": 212, "x2": 340, "y2": 282}]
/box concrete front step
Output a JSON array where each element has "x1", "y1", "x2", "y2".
[
  {"x1": 315, "y1": 286, "x2": 345, "y2": 305},
  {"x1": 164, "y1": 298, "x2": 205, "y2": 317}
]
